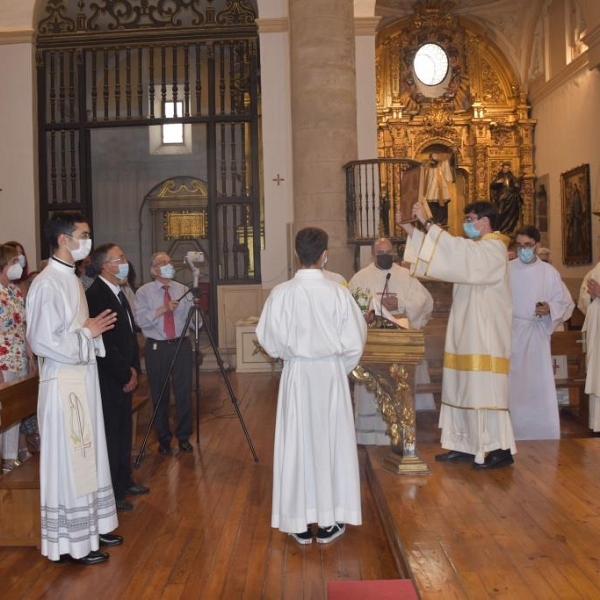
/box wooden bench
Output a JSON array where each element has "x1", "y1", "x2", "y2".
[
  {"x1": 551, "y1": 329, "x2": 587, "y2": 422},
  {"x1": 0, "y1": 388, "x2": 150, "y2": 548},
  {"x1": 0, "y1": 374, "x2": 40, "y2": 547}
]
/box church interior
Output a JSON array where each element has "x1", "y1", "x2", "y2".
[{"x1": 2, "y1": 0, "x2": 600, "y2": 597}]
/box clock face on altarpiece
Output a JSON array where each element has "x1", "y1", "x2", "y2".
[{"x1": 413, "y1": 43, "x2": 449, "y2": 86}]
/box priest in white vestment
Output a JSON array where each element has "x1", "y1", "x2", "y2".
[
  {"x1": 26, "y1": 212, "x2": 120, "y2": 564},
  {"x1": 397, "y1": 201, "x2": 517, "y2": 469},
  {"x1": 577, "y1": 262, "x2": 600, "y2": 432},
  {"x1": 348, "y1": 238, "x2": 434, "y2": 444},
  {"x1": 508, "y1": 226, "x2": 574, "y2": 440},
  {"x1": 256, "y1": 227, "x2": 367, "y2": 545}
]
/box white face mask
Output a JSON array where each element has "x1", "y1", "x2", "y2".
[
  {"x1": 159, "y1": 264, "x2": 176, "y2": 279},
  {"x1": 116, "y1": 262, "x2": 130, "y2": 281},
  {"x1": 70, "y1": 238, "x2": 92, "y2": 261},
  {"x1": 7, "y1": 263, "x2": 23, "y2": 281}
]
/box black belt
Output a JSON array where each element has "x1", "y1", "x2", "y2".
[{"x1": 146, "y1": 337, "x2": 185, "y2": 345}]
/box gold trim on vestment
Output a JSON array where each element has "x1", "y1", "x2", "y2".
[{"x1": 444, "y1": 351, "x2": 510, "y2": 374}]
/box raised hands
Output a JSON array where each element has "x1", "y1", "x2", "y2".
[{"x1": 85, "y1": 309, "x2": 117, "y2": 338}]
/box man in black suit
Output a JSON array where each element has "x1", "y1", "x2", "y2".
[{"x1": 86, "y1": 244, "x2": 149, "y2": 511}]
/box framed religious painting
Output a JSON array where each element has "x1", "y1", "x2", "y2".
[{"x1": 561, "y1": 164, "x2": 592, "y2": 266}]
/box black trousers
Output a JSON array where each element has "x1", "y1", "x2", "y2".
[
  {"x1": 100, "y1": 386, "x2": 133, "y2": 501},
  {"x1": 144, "y1": 337, "x2": 193, "y2": 444}
]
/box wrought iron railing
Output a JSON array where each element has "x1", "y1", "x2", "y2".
[{"x1": 344, "y1": 158, "x2": 421, "y2": 243}]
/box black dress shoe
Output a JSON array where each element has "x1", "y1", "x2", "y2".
[
  {"x1": 435, "y1": 450, "x2": 475, "y2": 463},
  {"x1": 179, "y1": 440, "x2": 193, "y2": 453},
  {"x1": 158, "y1": 443, "x2": 171, "y2": 455},
  {"x1": 473, "y1": 449, "x2": 514, "y2": 470},
  {"x1": 115, "y1": 499, "x2": 134, "y2": 511},
  {"x1": 99, "y1": 533, "x2": 123, "y2": 546},
  {"x1": 71, "y1": 550, "x2": 109, "y2": 565},
  {"x1": 126, "y1": 483, "x2": 150, "y2": 495}
]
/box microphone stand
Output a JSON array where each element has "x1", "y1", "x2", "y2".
[{"x1": 380, "y1": 272, "x2": 391, "y2": 327}]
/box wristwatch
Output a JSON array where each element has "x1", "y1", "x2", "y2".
[{"x1": 423, "y1": 218, "x2": 435, "y2": 228}]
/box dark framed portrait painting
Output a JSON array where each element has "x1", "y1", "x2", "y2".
[{"x1": 561, "y1": 164, "x2": 592, "y2": 266}]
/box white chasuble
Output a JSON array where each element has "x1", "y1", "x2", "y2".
[{"x1": 404, "y1": 225, "x2": 516, "y2": 463}]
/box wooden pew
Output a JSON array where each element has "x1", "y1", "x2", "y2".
[
  {"x1": 0, "y1": 373, "x2": 149, "y2": 547},
  {"x1": 0, "y1": 374, "x2": 40, "y2": 546},
  {"x1": 551, "y1": 329, "x2": 587, "y2": 423},
  {"x1": 0, "y1": 373, "x2": 38, "y2": 435}
]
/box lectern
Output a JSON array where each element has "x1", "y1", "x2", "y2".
[{"x1": 352, "y1": 327, "x2": 430, "y2": 474}]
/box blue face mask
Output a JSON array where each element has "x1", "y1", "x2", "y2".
[
  {"x1": 17, "y1": 255, "x2": 26, "y2": 269},
  {"x1": 517, "y1": 247, "x2": 536, "y2": 264},
  {"x1": 462, "y1": 221, "x2": 481, "y2": 239},
  {"x1": 116, "y1": 262, "x2": 130, "y2": 281},
  {"x1": 160, "y1": 264, "x2": 176, "y2": 279}
]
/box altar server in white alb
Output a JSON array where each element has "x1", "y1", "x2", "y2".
[
  {"x1": 508, "y1": 225, "x2": 574, "y2": 440},
  {"x1": 256, "y1": 227, "x2": 367, "y2": 545},
  {"x1": 26, "y1": 211, "x2": 123, "y2": 565},
  {"x1": 396, "y1": 200, "x2": 517, "y2": 470},
  {"x1": 348, "y1": 237, "x2": 434, "y2": 444},
  {"x1": 577, "y1": 258, "x2": 600, "y2": 433}
]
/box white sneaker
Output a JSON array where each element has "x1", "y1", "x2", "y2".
[{"x1": 316, "y1": 523, "x2": 345, "y2": 544}]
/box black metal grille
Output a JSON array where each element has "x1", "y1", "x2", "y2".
[{"x1": 36, "y1": 0, "x2": 261, "y2": 286}]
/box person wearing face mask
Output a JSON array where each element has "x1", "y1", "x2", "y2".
[
  {"x1": 508, "y1": 226, "x2": 574, "y2": 440},
  {"x1": 0, "y1": 244, "x2": 37, "y2": 472},
  {"x1": 576, "y1": 246, "x2": 600, "y2": 433},
  {"x1": 26, "y1": 211, "x2": 121, "y2": 565},
  {"x1": 348, "y1": 237, "x2": 434, "y2": 444},
  {"x1": 3, "y1": 241, "x2": 31, "y2": 299},
  {"x1": 135, "y1": 252, "x2": 194, "y2": 455},
  {"x1": 86, "y1": 244, "x2": 147, "y2": 511},
  {"x1": 396, "y1": 200, "x2": 517, "y2": 470}
]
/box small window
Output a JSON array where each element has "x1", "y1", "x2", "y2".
[{"x1": 162, "y1": 101, "x2": 184, "y2": 145}]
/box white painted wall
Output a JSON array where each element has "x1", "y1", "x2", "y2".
[
  {"x1": 532, "y1": 65, "x2": 600, "y2": 296},
  {"x1": 0, "y1": 43, "x2": 38, "y2": 264}
]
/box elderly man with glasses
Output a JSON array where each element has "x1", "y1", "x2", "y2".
[
  {"x1": 396, "y1": 200, "x2": 517, "y2": 470},
  {"x1": 135, "y1": 252, "x2": 195, "y2": 456},
  {"x1": 86, "y1": 244, "x2": 149, "y2": 512}
]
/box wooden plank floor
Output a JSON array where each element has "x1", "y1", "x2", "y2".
[
  {"x1": 367, "y1": 431, "x2": 600, "y2": 599},
  {"x1": 0, "y1": 371, "x2": 399, "y2": 599}
]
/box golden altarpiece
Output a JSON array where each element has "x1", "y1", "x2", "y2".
[{"x1": 376, "y1": 1, "x2": 536, "y2": 237}]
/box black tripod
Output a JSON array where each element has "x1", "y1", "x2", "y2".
[{"x1": 135, "y1": 287, "x2": 258, "y2": 467}]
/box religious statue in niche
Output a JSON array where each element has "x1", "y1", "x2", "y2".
[
  {"x1": 419, "y1": 152, "x2": 455, "y2": 226},
  {"x1": 489, "y1": 162, "x2": 523, "y2": 234}
]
